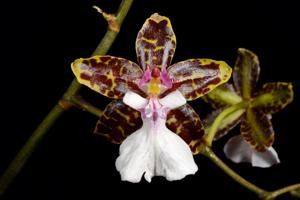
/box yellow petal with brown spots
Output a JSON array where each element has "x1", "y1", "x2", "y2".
[
  {"x1": 163, "y1": 59, "x2": 232, "y2": 101},
  {"x1": 71, "y1": 56, "x2": 146, "y2": 99},
  {"x1": 136, "y1": 13, "x2": 176, "y2": 70}
]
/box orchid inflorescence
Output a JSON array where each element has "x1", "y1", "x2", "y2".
[
  {"x1": 71, "y1": 13, "x2": 294, "y2": 183},
  {"x1": 1, "y1": 1, "x2": 299, "y2": 198}
]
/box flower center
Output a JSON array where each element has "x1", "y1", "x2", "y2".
[
  {"x1": 148, "y1": 79, "x2": 161, "y2": 95},
  {"x1": 139, "y1": 66, "x2": 173, "y2": 96},
  {"x1": 142, "y1": 97, "x2": 168, "y2": 125}
]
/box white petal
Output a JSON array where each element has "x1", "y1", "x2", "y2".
[
  {"x1": 224, "y1": 135, "x2": 280, "y2": 168},
  {"x1": 252, "y1": 147, "x2": 280, "y2": 168},
  {"x1": 154, "y1": 121, "x2": 198, "y2": 181},
  {"x1": 115, "y1": 119, "x2": 197, "y2": 182},
  {"x1": 224, "y1": 135, "x2": 252, "y2": 163},
  {"x1": 159, "y1": 90, "x2": 186, "y2": 109},
  {"x1": 115, "y1": 125, "x2": 154, "y2": 183},
  {"x1": 123, "y1": 90, "x2": 148, "y2": 110}
]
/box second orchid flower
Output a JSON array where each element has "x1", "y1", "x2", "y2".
[{"x1": 203, "y1": 48, "x2": 293, "y2": 168}]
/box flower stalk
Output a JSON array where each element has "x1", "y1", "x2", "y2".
[
  {"x1": 70, "y1": 96, "x2": 103, "y2": 117},
  {"x1": 202, "y1": 145, "x2": 267, "y2": 196}
]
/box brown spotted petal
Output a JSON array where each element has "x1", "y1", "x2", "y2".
[
  {"x1": 241, "y1": 108, "x2": 274, "y2": 152},
  {"x1": 202, "y1": 83, "x2": 242, "y2": 109},
  {"x1": 252, "y1": 82, "x2": 294, "y2": 114},
  {"x1": 94, "y1": 100, "x2": 142, "y2": 144},
  {"x1": 233, "y1": 48, "x2": 260, "y2": 99},
  {"x1": 203, "y1": 107, "x2": 245, "y2": 140},
  {"x1": 136, "y1": 13, "x2": 176, "y2": 70},
  {"x1": 166, "y1": 104, "x2": 205, "y2": 154},
  {"x1": 71, "y1": 56, "x2": 146, "y2": 99},
  {"x1": 165, "y1": 59, "x2": 232, "y2": 101}
]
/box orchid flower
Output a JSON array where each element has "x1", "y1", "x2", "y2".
[
  {"x1": 71, "y1": 13, "x2": 231, "y2": 182},
  {"x1": 203, "y1": 48, "x2": 293, "y2": 168}
]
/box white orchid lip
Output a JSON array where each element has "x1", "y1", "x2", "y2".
[
  {"x1": 116, "y1": 90, "x2": 198, "y2": 182},
  {"x1": 224, "y1": 135, "x2": 280, "y2": 168}
]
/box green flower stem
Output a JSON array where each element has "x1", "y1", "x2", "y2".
[
  {"x1": 0, "y1": 0, "x2": 133, "y2": 197},
  {"x1": 265, "y1": 184, "x2": 300, "y2": 200},
  {"x1": 70, "y1": 96, "x2": 103, "y2": 117},
  {"x1": 204, "y1": 102, "x2": 246, "y2": 146},
  {"x1": 202, "y1": 146, "x2": 267, "y2": 197}
]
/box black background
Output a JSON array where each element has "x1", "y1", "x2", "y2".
[{"x1": 1, "y1": 0, "x2": 300, "y2": 199}]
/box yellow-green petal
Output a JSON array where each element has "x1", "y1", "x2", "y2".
[
  {"x1": 252, "y1": 82, "x2": 293, "y2": 114},
  {"x1": 202, "y1": 83, "x2": 242, "y2": 109},
  {"x1": 233, "y1": 48, "x2": 260, "y2": 99},
  {"x1": 241, "y1": 108, "x2": 274, "y2": 152}
]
